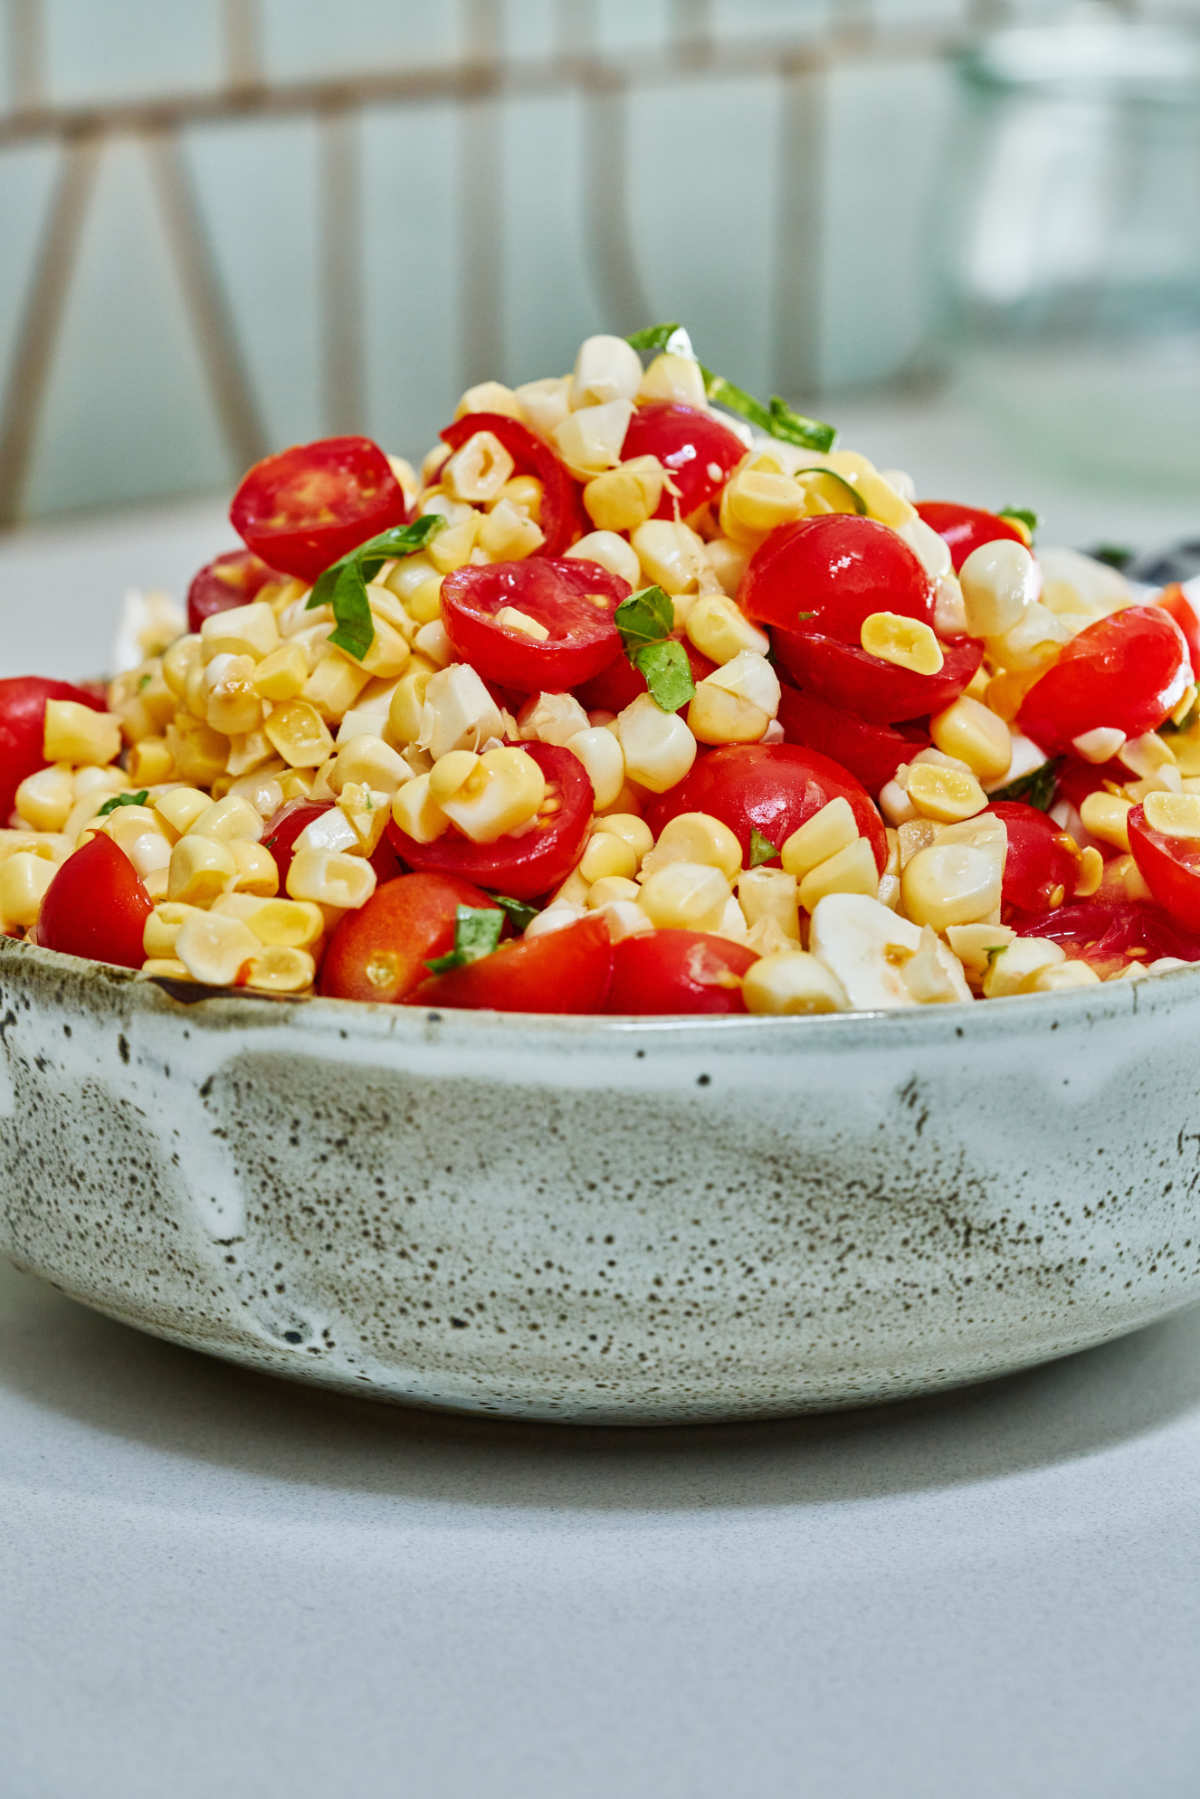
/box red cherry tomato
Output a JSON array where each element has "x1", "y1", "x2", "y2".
[
  {"x1": 776, "y1": 684, "x2": 927, "y2": 794},
  {"x1": 35, "y1": 834, "x2": 152, "y2": 969},
  {"x1": 230, "y1": 436, "x2": 411, "y2": 583},
  {"x1": 739, "y1": 514, "x2": 934, "y2": 643},
  {"x1": 575, "y1": 635, "x2": 716, "y2": 716},
  {"x1": 261, "y1": 800, "x2": 400, "y2": 889},
  {"x1": 0, "y1": 676, "x2": 107, "y2": 822},
  {"x1": 914, "y1": 501, "x2": 1025, "y2": 572},
  {"x1": 620, "y1": 402, "x2": 746, "y2": 520},
  {"x1": 988, "y1": 801, "x2": 1079, "y2": 919},
  {"x1": 1018, "y1": 606, "x2": 1191, "y2": 756},
  {"x1": 388, "y1": 742, "x2": 593, "y2": 901},
  {"x1": 605, "y1": 930, "x2": 755, "y2": 1015},
  {"x1": 440, "y1": 412, "x2": 584, "y2": 557},
  {"x1": 773, "y1": 628, "x2": 983, "y2": 725},
  {"x1": 406, "y1": 914, "x2": 612, "y2": 1013},
  {"x1": 1016, "y1": 899, "x2": 1200, "y2": 978},
  {"x1": 186, "y1": 548, "x2": 284, "y2": 634},
  {"x1": 1154, "y1": 583, "x2": 1200, "y2": 680},
  {"x1": 1128, "y1": 803, "x2": 1200, "y2": 933},
  {"x1": 440, "y1": 557, "x2": 630, "y2": 693},
  {"x1": 318, "y1": 872, "x2": 500, "y2": 1003},
  {"x1": 645, "y1": 742, "x2": 886, "y2": 873}
]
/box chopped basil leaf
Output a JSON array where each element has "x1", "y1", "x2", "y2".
[
  {"x1": 615, "y1": 584, "x2": 675, "y2": 651},
  {"x1": 1089, "y1": 543, "x2": 1135, "y2": 572},
  {"x1": 990, "y1": 757, "x2": 1061, "y2": 812},
  {"x1": 97, "y1": 790, "x2": 149, "y2": 817},
  {"x1": 137, "y1": 673, "x2": 152, "y2": 692},
  {"x1": 490, "y1": 893, "x2": 538, "y2": 933},
  {"x1": 307, "y1": 514, "x2": 446, "y2": 661},
  {"x1": 425, "y1": 905, "x2": 504, "y2": 975},
  {"x1": 626, "y1": 323, "x2": 836, "y2": 454},
  {"x1": 999, "y1": 506, "x2": 1039, "y2": 534},
  {"x1": 614, "y1": 586, "x2": 696, "y2": 712},
  {"x1": 626, "y1": 321, "x2": 691, "y2": 356},
  {"x1": 984, "y1": 944, "x2": 1008, "y2": 966},
  {"x1": 794, "y1": 610, "x2": 817, "y2": 623},
  {"x1": 748, "y1": 827, "x2": 779, "y2": 868}
]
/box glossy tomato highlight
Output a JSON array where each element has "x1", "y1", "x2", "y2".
[
  {"x1": 620, "y1": 402, "x2": 746, "y2": 520},
  {"x1": 1018, "y1": 606, "x2": 1191, "y2": 756},
  {"x1": 739, "y1": 514, "x2": 934, "y2": 642},
  {"x1": 914, "y1": 501, "x2": 1025, "y2": 572}
]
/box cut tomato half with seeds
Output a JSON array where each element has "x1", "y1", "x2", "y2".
[
  {"x1": 440, "y1": 412, "x2": 584, "y2": 557},
  {"x1": 187, "y1": 548, "x2": 285, "y2": 633},
  {"x1": 230, "y1": 435, "x2": 411, "y2": 583},
  {"x1": 440, "y1": 556, "x2": 630, "y2": 693}
]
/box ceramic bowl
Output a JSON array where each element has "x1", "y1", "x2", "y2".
[{"x1": 2, "y1": 934, "x2": 1199, "y2": 1423}]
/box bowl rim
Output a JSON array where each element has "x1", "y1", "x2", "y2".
[{"x1": 2, "y1": 931, "x2": 1191, "y2": 1051}]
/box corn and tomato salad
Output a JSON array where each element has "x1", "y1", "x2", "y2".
[{"x1": 5, "y1": 325, "x2": 1200, "y2": 1017}]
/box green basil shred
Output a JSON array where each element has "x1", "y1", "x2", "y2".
[
  {"x1": 626, "y1": 323, "x2": 836, "y2": 454},
  {"x1": 990, "y1": 757, "x2": 1061, "y2": 812},
  {"x1": 425, "y1": 905, "x2": 505, "y2": 976},
  {"x1": 307, "y1": 514, "x2": 447, "y2": 661},
  {"x1": 614, "y1": 585, "x2": 696, "y2": 713},
  {"x1": 97, "y1": 790, "x2": 150, "y2": 817},
  {"x1": 748, "y1": 828, "x2": 779, "y2": 868}
]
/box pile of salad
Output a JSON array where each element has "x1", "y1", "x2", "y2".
[{"x1": 5, "y1": 324, "x2": 1200, "y2": 1017}]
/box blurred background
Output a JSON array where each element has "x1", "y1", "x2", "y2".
[{"x1": 0, "y1": 0, "x2": 1197, "y2": 536}]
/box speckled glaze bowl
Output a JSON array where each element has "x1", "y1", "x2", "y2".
[{"x1": 2, "y1": 934, "x2": 1199, "y2": 1422}]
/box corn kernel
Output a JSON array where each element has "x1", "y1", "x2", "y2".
[
  {"x1": 164, "y1": 716, "x2": 228, "y2": 786},
  {"x1": 901, "y1": 841, "x2": 1004, "y2": 931},
  {"x1": 580, "y1": 831, "x2": 639, "y2": 883},
  {"x1": 161, "y1": 634, "x2": 202, "y2": 699},
  {"x1": 780, "y1": 798, "x2": 858, "y2": 877},
  {"x1": 1033, "y1": 960, "x2": 1102, "y2": 993},
  {"x1": 126, "y1": 738, "x2": 174, "y2": 786},
  {"x1": 989, "y1": 603, "x2": 1069, "y2": 673},
  {"x1": 614, "y1": 693, "x2": 697, "y2": 792},
  {"x1": 982, "y1": 937, "x2": 1066, "y2": 998},
  {"x1": 823, "y1": 451, "x2": 916, "y2": 529},
  {"x1": 929, "y1": 696, "x2": 1012, "y2": 782},
  {"x1": 960, "y1": 539, "x2": 1040, "y2": 637},
  {"x1": 630, "y1": 519, "x2": 708, "y2": 596},
  {"x1": 1075, "y1": 844, "x2": 1103, "y2": 898},
  {"x1": 703, "y1": 537, "x2": 751, "y2": 598},
  {"x1": 583, "y1": 457, "x2": 665, "y2": 534},
  {"x1": 140, "y1": 958, "x2": 192, "y2": 981},
  {"x1": 518, "y1": 692, "x2": 590, "y2": 747},
  {"x1": 435, "y1": 745, "x2": 546, "y2": 843},
  {"x1": 286, "y1": 847, "x2": 376, "y2": 910},
  {"x1": 906, "y1": 762, "x2": 988, "y2": 824},
  {"x1": 200, "y1": 600, "x2": 278, "y2": 663},
  {"x1": 570, "y1": 333, "x2": 643, "y2": 409},
  {"x1": 587, "y1": 875, "x2": 642, "y2": 910},
  {"x1": 330, "y1": 733, "x2": 411, "y2": 796},
  {"x1": 15, "y1": 764, "x2": 74, "y2": 832},
  {"x1": 945, "y1": 921, "x2": 1017, "y2": 980},
  {"x1": 264, "y1": 700, "x2": 333, "y2": 769},
  {"x1": 0, "y1": 852, "x2": 55, "y2": 930},
  {"x1": 722, "y1": 467, "x2": 807, "y2": 538},
  {"x1": 797, "y1": 838, "x2": 879, "y2": 912},
  {"x1": 143, "y1": 901, "x2": 196, "y2": 959},
  {"x1": 641, "y1": 812, "x2": 742, "y2": 882},
  {"x1": 1079, "y1": 791, "x2": 1132, "y2": 853},
  {"x1": 478, "y1": 500, "x2": 544, "y2": 561},
  {"x1": 685, "y1": 593, "x2": 769, "y2": 665},
  {"x1": 253, "y1": 641, "x2": 309, "y2": 702},
  {"x1": 1072, "y1": 725, "x2": 1126, "y2": 765},
  {"x1": 637, "y1": 351, "x2": 708, "y2": 409},
  {"x1": 563, "y1": 726, "x2": 625, "y2": 809},
  {"x1": 639, "y1": 861, "x2": 731, "y2": 931},
  {"x1": 242, "y1": 945, "x2": 317, "y2": 994},
  {"x1": 168, "y1": 833, "x2": 238, "y2": 905},
  {"x1": 442, "y1": 430, "x2": 515, "y2": 504},
  {"x1": 455, "y1": 379, "x2": 522, "y2": 420},
  {"x1": 185, "y1": 795, "x2": 263, "y2": 843},
  {"x1": 687, "y1": 681, "x2": 769, "y2": 746},
  {"x1": 212, "y1": 894, "x2": 324, "y2": 949},
  {"x1": 563, "y1": 531, "x2": 640, "y2": 590},
  {"x1": 229, "y1": 840, "x2": 279, "y2": 896},
  {"x1": 737, "y1": 867, "x2": 800, "y2": 941},
  {"x1": 391, "y1": 775, "x2": 449, "y2": 843},
  {"x1": 515, "y1": 375, "x2": 571, "y2": 440},
  {"x1": 419, "y1": 664, "x2": 506, "y2": 759},
  {"x1": 175, "y1": 909, "x2": 260, "y2": 986},
  {"x1": 598, "y1": 813, "x2": 653, "y2": 862},
  {"x1": 1122, "y1": 732, "x2": 1177, "y2": 782},
  {"x1": 43, "y1": 701, "x2": 122, "y2": 767},
  {"x1": 743, "y1": 950, "x2": 846, "y2": 1015},
  {"x1": 1142, "y1": 790, "x2": 1200, "y2": 839},
  {"x1": 553, "y1": 400, "x2": 633, "y2": 478},
  {"x1": 860, "y1": 612, "x2": 944, "y2": 677}
]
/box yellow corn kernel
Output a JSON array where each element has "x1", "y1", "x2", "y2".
[
  {"x1": 99, "y1": 812, "x2": 173, "y2": 882},
  {"x1": 185, "y1": 795, "x2": 262, "y2": 843},
  {"x1": 174, "y1": 909, "x2": 260, "y2": 986},
  {"x1": 264, "y1": 700, "x2": 333, "y2": 769},
  {"x1": 685, "y1": 593, "x2": 769, "y2": 665},
  {"x1": 703, "y1": 537, "x2": 751, "y2": 598},
  {"x1": 989, "y1": 604, "x2": 1069, "y2": 674},
  {"x1": 493, "y1": 605, "x2": 550, "y2": 644},
  {"x1": 224, "y1": 727, "x2": 275, "y2": 778},
  {"x1": 780, "y1": 798, "x2": 859, "y2": 877},
  {"x1": 583, "y1": 457, "x2": 665, "y2": 534},
  {"x1": 242, "y1": 945, "x2": 317, "y2": 994},
  {"x1": 427, "y1": 511, "x2": 483, "y2": 576},
  {"x1": 383, "y1": 551, "x2": 438, "y2": 603},
  {"x1": 900, "y1": 840, "x2": 1004, "y2": 931},
  {"x1": 478, "y1": 499, "x2": 544, "y2": 561},
  {"x1": 412, "y1": 620, "x2": 452, "y2": 668},
  {"x1": 636, "y1": 351, "x2": 707, "y2": 409},
  {"x1": 161, "y1": 634, "x2": 201, "y2": 699},
  {"x1": 1033, "y1": 960, "x2": 1102, "y2": 993},
  {"x1": 563, "y1": 727, "x2": 624, "y2": 810},
  {"x1": 823, "y1": 451, "x2": 916, "y2": 529},
  {"x1": 14, "y1": 764, "x2": 74, "y2": 832},
  {"x1": 286, "y1": 846, "x2": 376, "y2": 910},
  {"x1": 641, "y1": 812, "x2": 742, "y2": 882},
  {"x1": 929, "y1": 696, "x2": 1012, "y2": 783},
  {"x1": 390, "y1": 775, "x2": 449, "y2": 843},
  {"x1": 153, "y1": 786, "x2": 210, "y2": 837},
  {"x1": 982, "y1": 937, "x2": 1066, "y2": 999},
  {"x1": 213, "y1": 894, "x2": 324, "y2": 949},
  {"x1": 229, "y1": 840, "x2": 279, "y2": 896},
  {"x1": 164, "y1": 716, "x2": 228, "y2": 786},
  {"x1": 0, "y1": 828, "x2": 68, "y2": 866},
  {"x1": 140, "y1": 957, "x2": 192, "y2": 981},
  {"x1": 0, "y1": 852, "x2": 55, "y2": 930},
  {"x1": 737, "y1": 867, "x2": 800, "y2": 941},
  {"x1": 436, "y1": 746, "x2": 546, "y2": 843},
  {"x1": 329, "y1": 733, "x2": 411, "y2": 796},
  {"x1": 860, "y1": 613, "x2": 944, "y2": 677},
  {"x1": 42, "y1": 701, "x2": 122, "y2": 767},
  {"x1": 1142, "y1": 790, "x2": 1200, "y2": 839},
  {"x1": 570, "y1": 333, "x2": 643, "y2": 409},
  {"x1": 945, "y1": 921, "x2": 1016, "y2": 981},
  {"x1": 515, "y1": 375, "x2": 571, "y2": 440},
  {"x1": 1072, "y1": 725, "x2": 1126, "y2": 764},
  {"x1": 959, "y1": 539, "x2": 1040, "y2": 637},
  {"x1": 630, "y1": 519, "x2": 708, "y2": 596},
  {"x1": 580, "y1": 832, "x2": 640, "y2": 884},
  {"x1": 722, "y1": 467, "x2": 807, "y2": 538},
  {"x1": 598, "y1": 813, "x2": 653, "y2": 863},
  {"x1": 336, "y1": 783, "x2": 390, "y2": 856},
  {"x1": 143, "y1": 901, "x2": 196, "y2": 959},
  {"x1": 1075, "y1": 844, "x2": 1103, "y2": 898},
  {"x1": 638, "y1": 861, "x2": 731, "y2": 932},
  {"x1": 516, "y1": 693, "x2": 590, "y2": 748},
  {"x1": 358, "y1": 607, "x2": 413, "y2": 680},
  {"x1": 704, "y1": 650, "x2": 780, "y2": 714},
  {"x1": 167, "y1": 833, "x2": 238, "y2": 905},
  {"x1": 495, "y1": 473, "x2": 544, "y2": 520},
  {"x1": 387, "y1": 664, "x2": 435, "y2": 748},
  {"x1": 126, "y1": 738, "x2": 174, "y2": 786},
  {"x1": 455, "y1": 379, "x2": 522, "y2": 420},
  {"x1": 564, "y1": 531, "x2": 641, "y2": 589},
  {"x1": 1079, "y1": 790, "x2": 1132, "y2": 853},
  {"x1": 277, "y1": 769, "x2": 315, "y2": 804},
  {"x1": 552, "y1": 399, "x2": 634, "y2": 478},
  {"x1": 614, "y1": 694, "x2": 697, "y2": 792},
  {"x1": 687, "y1": 681, "x2": 768, "y2": 746},
  {"x1": 906, "y1": 762, "x2": 988, "y2": 825},
  {"x1": 797, "y1": 839, "x2": 879, "y2": 912},
  {"x1": 204, "y1": 652, "x2": 264, "y2": 736},
  {"x1": 586, "y1": 875, "x2": 642, "y2": 910},
  {"x1": 300, "y1": 646, "x2": 370, "y2": 722},
  {"x1": 200, "y1": 600, "x2": 278, "y2": 663},
  {"x1": 253, "y1": 641, "x2": 309, "y2": 703},
  {"x1": 743, "y1": 950, "x2": 847, "y2": 1015},
  {"x1": 441, "y1": 430, "x2": 516, "y2": 504}
]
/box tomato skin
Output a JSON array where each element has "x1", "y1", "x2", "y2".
[
  {"x1": 776, "y1": 684, "x2": 927, "y2": 794},
  {"x1": 440, "y1": 557, "x2": 630, "y2": 692},
  {"x1": 1018, "y1": 606, "x2": 1191, "y2": 756},
  {"x1": 0, "y1": 676, "x2": 107, "y2": 821},
  {"x1": 440, "y1": 412, "x2": 584, "y2": 557},
  {"x1": 1016, "y1": 898, "x2": 1200, "y2": 977},
  {"x1": 406, "y1": 914, "x2": 612, "y2": 1013},
  {"x1": 1154, "y1": 583, "x2": 1200, "y2": 680},
  {"x1": 989, "y1": 801, "x2": 1079, "y2": 919},
  {"x1": 620, "y1": 402, "x2": 746, "y2": 520},
  {"x1": 739, "y1": 514, "x2": 934, "y2": 642},
  {"x1": 575, "y1": 635, "x2": 715, "y2": 716},
  {"x1": 773, "y1": 628, "x2": 983, "y2": 725},
  {"x1": 35, "y1": 834, "x2": 152, "y2": 969},
  {"x1": 388, "y1": 742, "x2": 593, "y2": 901},
  {"x1": 605, "y1": 930, "x2": 755, "y2": 1015},
  {"x1": 230, "y1": 436, "x2": 410, "y2": 583},
  {"x1": 186, "y1": 548, "x2": 283, "y2": 634},
  {"x1": 645, "y1": 742, "x2": 887, "y2": 873},
  {"x1": 1128, "y1": 803, "x2": 1200, "y2": 932},
  {"x1": 261, "y1": 800, "x2": 400, "y2": 889},
  {"x1": 319, "y1": 872, "x2": 499, "y2": 1003},
  {"x1": 914, "y1": 501, "x2": 1025, "y2": 572}
]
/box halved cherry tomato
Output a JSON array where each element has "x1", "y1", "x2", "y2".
[
  {"x1": 605, "y1": 929, "x2": 755, "y2": 1015},
  {"x1": 319, "y1": 872, "x2": 499, "y2": 1003},
  {"x1": 0, "y1": 676, "x2": 108, "y2": 821},
  {"x1": 988, "y1": 801, "x2": 1079, "y2": 919},
  {"x1": 261, "y1": 800, "x2": 401, "y2": 888},
  {"x1": 914, "y1": 501, "x2": 1025, "y2": 572},
  {"x1": 440, "y1": 412, "x2": 584, "y2": 557},
  {"x1": 1154, "y1": 583, "x2": 1200, "y2": 680},
  {"x1": 1016, "y1": 898, "x2": 1200, "y2": 977},
  {"x1": 1128, "y1": 803, "x2": 1200, "y2": 932},
  {"x1": 440, "y1": 557, "x2": 630, "y2": 692},
  {"x1": 187, "y1": 548, "x2": 284, "y2": 634},
  {"x1": 773, "y1": 628, "x2": 983, "y2": 726},
  {"x1": 406, "y1": 913, "x2": 612, "y2": 1013},
  {"x1": 388, "y1": 742, "x2": 593, "y2": 901},
  {"x1": 620, "y1": 402, "x2": 747, "y2": 520},
  {"x1": 35, "y1": 834, "x2": 152, "y2": 969},
  {"x1": 645, "y1": 742, "x2": 886, "y2": 873},
  {"x1": 1018, "y1": 606, "x2": 1191, "y2": 756},
  {"x1": 776, "y1": 684, "x2": 927, "y2": 794},
  {"x1": 230, "y1": 436, "x2": 410, "y2": 583},
  {"x1": 575, "y1": 634, "x2": 716, "y2": 716},
  {"x1": 739, "y1": 514, "x2": 934, "y2": 642}
]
